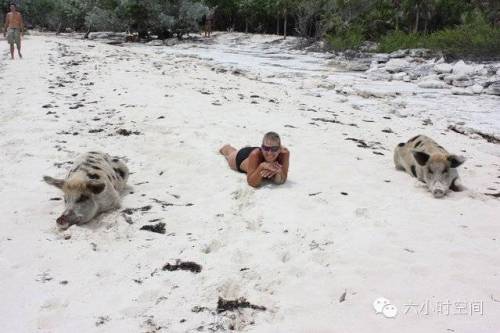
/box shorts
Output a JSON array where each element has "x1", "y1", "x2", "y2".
[
  {"x1": 236, "y1": 147, "x2": 259, "y2": 173},
  {"x1": 7, "y1": 28, "x2": 21, "y2": 46}
]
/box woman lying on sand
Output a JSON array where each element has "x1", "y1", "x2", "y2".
[{"x1": 219, "y1": 132, "x2": 290, "y2": 188}]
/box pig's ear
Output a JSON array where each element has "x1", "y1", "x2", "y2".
[
  {"x1": 411, "y1": 150, "x2": 430, "y2": 166},
  {"x1": 43, "y1": 176, "x2": 65, "y2": 189},
  {"x1": 448, "y1": 155, "x2": 465, "y2": 168},
  {"x1": 87, "y1": 181, "x2": 105, "y2": 194}
]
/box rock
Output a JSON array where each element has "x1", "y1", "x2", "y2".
[
  {"x1": 389, "y1": 49, "x2": 408, "y2": 58},
  {"x1": 164, "y1": 38, "x2": 178, "y2": 46},
  {"x1": 409, "y1": 48, "x2": 432, "y2": 58},
  {"x1": 473, "y1": 64, "x2": 485, "y2": 75},
  {"x1": 392, "y1": 72, "x2": 407, "y2": 81},
  {"x1": 403, "y1": 75, "x2": 411, "y2": 82},
  {"x1": 354, "y1": 87, "x2": 396, "y2": 98},
  {"x1": 484, "y1": 81, "x2": 500, "y2": 95},
  {"x1": 434, "y1": 63, "x2": 453, "y2": 74},
  {"x1": 341, "y1": 50, "x2": 360, "y2": 58},
  {"x1": 346, "y1": 60, "x2": 371, "y2": 71},
  {"x1": 336, "y1": 86, "x2": 355, "y2": 96},
  {"x1": 365, "y1": 65, "x2": 379, "y2": 72},
  {"x1": 106, "y1": 40, "x2": 123, "y2": 45},
  {"x1": 452, "y1": 79, "x2": 474, "y2": 88},
  {"x1": 420, "y1": 74, "x2": 441, "y2": 82},
  {"x1": 368, "y1": 62, "x2": 380, "y2": 70},
  {"x1": 373, "y1": 54, "x2": 390, "y2": 63},
  {"x1": 451, "y1": 87, "x2": 474, "y2": 95},
  {"x1": 89, "y1": 32, "x2": 127, "y2": 40},
  {"x1": 385, "y1": 58, "x2": 412, "y2": 73},
  {"x1": 408, "y1": 63, "x2": 435, "y2": 79},
  {"x1": 418, "y1": 80, "x2": 449, "y2": 89},
  {"x1": 366, "y1": 69, "x2": 393, "y2": 81},
  {"x1": 125, "y1": 34, "x2": 139, "y2": 42},
  {"x1": 444, "y1": 74, "x2": 468, "y2": 84},
  {"x1": 484, "y1": 77, "x2": 500, "y2": 87},
  {"x1": 435, "y1": 57, "x2": 445, "y2": 64},
  {"x1": 471, "y1": 84, "x2": 483, "y2": 94},
  {"x1": 452, "y1": 60, "x2": 475, "y2": 76},
  {"x1": 485, "y1": 65, "x2": 498, "y2": 76},
  {"x1": 147, "y1": 40, "x2": 164, "y2": 46}
]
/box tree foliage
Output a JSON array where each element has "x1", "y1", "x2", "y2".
[{"x1": 1, "y1": 0, "x2": 498, "y2": 50}]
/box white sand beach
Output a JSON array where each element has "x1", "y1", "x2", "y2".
[{"x1": 0, "y1": 32, "x2": 499, "y2": 332}]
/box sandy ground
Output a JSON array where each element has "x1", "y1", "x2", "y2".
[{"x1": 0, "y1": 32, "x2": 499, "y2": 333}]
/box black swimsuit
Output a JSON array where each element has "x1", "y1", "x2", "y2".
[{"x1": 236, "y1": 147, "x2": 259, "y2": 173}]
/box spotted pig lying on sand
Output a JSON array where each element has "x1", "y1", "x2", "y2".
[
  {"x1": 43, "y1": 152, "x2": 129, "y2": 229},
  {"x1": 394, "y1": 135, "x2": 465, "y2": 198}
]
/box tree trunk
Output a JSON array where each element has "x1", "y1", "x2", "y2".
[
  {"x1": 414, "y1": 5, "x2": 420, "y2": 33},
  {"x1": 56, "y1": 22, "x2": 62, "y2": 35},
  {"x1": 245, "y1": 18, "x2": 248, "y2": 33},
  {"x1": 283, "y1": 8, "x2": 287, "y2": 39},
  {"x1": 84, "y1": 24, "x2": 91, "y2": 39},
  {"x1": 276, "y1": 14, "x2": 280, "y2": 35}
]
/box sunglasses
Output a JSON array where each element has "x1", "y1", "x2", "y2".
[{"x1": 261, "y1": 145, "x2": 280, "y2": 153}]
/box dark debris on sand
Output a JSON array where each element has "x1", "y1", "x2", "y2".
[
  {"x1": 116, "y1": 129, "x2": 142, "y2": 136},
  {"x1": 122, "y1": 205, "x2": 152, "y2": 215},
  {"x1": 140, "y1": 222, "x2": 166, "y2": 234},
  {"x1": 217, "y1": 297, "x2": 266, "y2": 313},
  {"x1": 162, "y1": 260, "x2": 202, "y2": 274}
]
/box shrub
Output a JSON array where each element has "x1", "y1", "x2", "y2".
[
  {"x1": 426, "y1": 12, "x2": 500, "y2": 58},
  {"x1": 377, "y1": 30, "x2": 424, "y2": 52},
  {"x1": 377, "y1": 11, "x2": 500, "y2": 59},
  {"x1": 327, "y1": 24, "x2": 365, "y2": 51}
]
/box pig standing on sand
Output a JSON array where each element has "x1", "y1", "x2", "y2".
[
  {"x1": 394, "y1": 135, "x2": 465, "y2": 198},
  {"x1": 43, "y1": 152, "x2": 129, "y2": 229}
]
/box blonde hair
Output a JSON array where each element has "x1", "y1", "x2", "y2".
[{"x1": 263, "y1": 132, "x2": 281, "y2": 145}]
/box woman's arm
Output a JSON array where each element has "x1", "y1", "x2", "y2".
[
  {"x1": 246, "y1": 150, "x2": 266, "y2": 188},
  {"x1": 273, "y1": 148, "x2": 290, "y2": 184},
  {"x1": 246, "y1": 150, "x2": 280, "y2": 188}
]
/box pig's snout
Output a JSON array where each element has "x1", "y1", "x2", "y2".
[
  {"x1": 56, "y1": 211, "x2": 78, "y2": 228},
  {"x1": 56, "y1": 215, "x2": 67, "y2": 225},
  {"x1": 432, "y1": 189, "x2": 446, "y2": 198}
]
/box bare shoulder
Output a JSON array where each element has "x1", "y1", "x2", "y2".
[{"x1": 248, "y1": 148, "x2": 262, "y2": 159}]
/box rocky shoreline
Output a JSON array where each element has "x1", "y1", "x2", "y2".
[{"x1": 330, "y1": 48, "x2": 500, "y2": 97}]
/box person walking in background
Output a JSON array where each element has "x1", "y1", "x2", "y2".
[
  {"x1": 3, "y1": 3, "x2": 24, "y2": 59},
  {"x1": 204, "y1": 6, "x2": 216, "y2": 38}
]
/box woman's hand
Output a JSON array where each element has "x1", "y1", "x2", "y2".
[
  {"x1": 261, "y1": 162, "x2": 280, "y2": 172},
  {"x1": 260, "y1": 169, "x2": 275, "y2": 178},
  {"x1": 260, "y1": 162, "x2": 283, "y2": 179}
]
